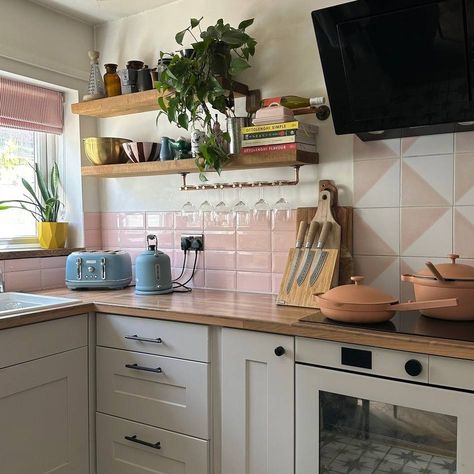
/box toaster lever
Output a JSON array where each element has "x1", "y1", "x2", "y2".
[
  {"x1": 76, "y1": 257, "x2": 82, "y2": 280},
  {"x1": 100, "y1": 257, "x2": 106, "y2": 279}
]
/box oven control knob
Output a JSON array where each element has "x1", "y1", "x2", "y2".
[
  {"x1": 405, "y1": 359, "x2": 423, "y2": 377},
  {"x1": 87, "y1": 266, "x2": 95, "y2": 273},
  {"x1": 274, "y1": 346, "x2": 285, "y2": 357}
]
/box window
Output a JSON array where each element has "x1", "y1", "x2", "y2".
[{"x1": 0, "y1": 126, "x2": 59, "y2": 248}]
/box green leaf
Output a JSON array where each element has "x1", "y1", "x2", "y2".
[
  {"x1": 175, "y1": 29, "x2": 187, "y2": 45},
  {"x1": 221, "y1": 30, "x2": 246, "y2": 46},
  {"x1": 35, "y1": 163, "x2": 51, "y2": 203},
  {"x1": 178, "y1": 113, "x2": 189, "y2": 129},
  {"x1": 21, "y1": 178, "x2": 43, "y2": 210},
  {"x1": 190, "y1": 17, "x2": 201, "y2": 28},
  {"x1": 50, "y1": 162, "x2": 60, "y2": 198},
  {"x1": 229, "y1": 57, "x2": 250, "y2": 75},
  {"x1": 238, "y1": 19, "x2": 254, "y2": 30}
]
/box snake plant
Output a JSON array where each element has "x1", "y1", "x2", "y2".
[{"x1": 0, "y1": 162, "x2": 63, "y2": 222}]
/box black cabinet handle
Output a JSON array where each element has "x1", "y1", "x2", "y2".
[
  {"x1": 274, "y1": 346, "x2": 286, "y2": 357},
  {"x1": 125, "y1": 335, "x2": 162, "y2": 344},
  {"x1": 124, "y1": 435, "x2": 161, "y2": 450},
  {"x1": 405, "y1": 359, "x2": 423, "y2": 377},
  {"x1": 125, "y1": 363, "x2": 162, "y2": 374}
]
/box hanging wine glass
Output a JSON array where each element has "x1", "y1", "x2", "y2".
[
  {"x1": 181, "y1": 201, "x2": 196, "y2": 214},
  {"x1": 232, "y1": 183, "x2": 251, "y2": 226},
  {"x1": 213, "y1": 185, "x2": 232, "y2": 227},
  {"x1": 254, "y1": 182, "x2": 271, "y2": 212},
  {"x1": 199, "y1": 200, "x2": 213, "y2": 214},
  {"x1": 273, "y1": 181, "x2": 292, "y2": 222},
  {"x1": 214, "y1": 185, "x2": 229, "y2": 213}
]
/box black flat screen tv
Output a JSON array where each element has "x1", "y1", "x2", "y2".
[{"x1": 312, "y1": 0, "x2": 474, "y2": 140}]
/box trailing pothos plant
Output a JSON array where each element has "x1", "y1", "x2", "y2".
[
  {"x1": 156, "y1": 17, "x2": 257, "y2": 181},
  {"x1": 0, "y1": 162, "x2": 63, "y2": 222}
]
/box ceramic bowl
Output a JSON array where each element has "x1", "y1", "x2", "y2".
[
  {"x1": 83, "y1": 137, "x2": 131, "y2": 166},
  {"x1": 122, "y1": 142, "x2": 161, "y2": 163}
]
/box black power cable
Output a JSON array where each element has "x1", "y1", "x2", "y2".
[{"x1": 172, "y1": 250, "x2": 199, "y2": 293}]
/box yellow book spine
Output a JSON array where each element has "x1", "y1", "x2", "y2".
[{"x1": 241, "y1": 121, "x2": 300, "y2": 134}]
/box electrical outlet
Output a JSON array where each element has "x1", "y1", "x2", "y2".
[{"x1": 181, "y1": 234, "x2": 204, "y2": 251}]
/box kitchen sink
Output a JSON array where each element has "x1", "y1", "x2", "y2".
[{"x1": 0, "y1": 292, "x2": 79, "y2": 317}]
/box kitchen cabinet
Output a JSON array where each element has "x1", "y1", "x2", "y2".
[
  {"x1": 0, "y1": 316, "x2": 89, "y2": 474},
  {"x1": 221, "y1": 328, "x2": 294, "y2": 474}
]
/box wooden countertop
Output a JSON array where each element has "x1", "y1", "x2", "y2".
[{"x1": 2, "y1": 287, "x2": 474, "y2": 360}]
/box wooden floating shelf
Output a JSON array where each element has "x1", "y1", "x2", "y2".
[
  {"x1": 71, "y1": 78, "x2": 250, "y2": 118},
  {"x1": 81, "y1": 150, "x2": 319, "y2": 178}
]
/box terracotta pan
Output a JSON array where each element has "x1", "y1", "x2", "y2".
[
  {"x1": 315, "y1": 276, "x2": 458, "y2": 324},
  {"x1": 401, "y1": 254, "x2": 474, "y2": 320}
]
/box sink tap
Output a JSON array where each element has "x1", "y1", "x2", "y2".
[{"x1": 0, "y1": 270, "x2": 5, "y2": 293}]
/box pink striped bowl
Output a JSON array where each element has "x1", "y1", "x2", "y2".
[{"x1": 122, "y1": 142, "x2": 161, "y2": 163}]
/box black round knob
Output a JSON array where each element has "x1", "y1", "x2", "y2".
[
  {"x1": 274, "y1": 346, "x2": 285, "y2": 357},
  {"x1": 405, "y1": 359, "x2": 423, "y2": 377}
]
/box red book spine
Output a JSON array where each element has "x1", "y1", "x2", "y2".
[{"x1": 240, "y1": 143, "x2": 298, "y2": 153}]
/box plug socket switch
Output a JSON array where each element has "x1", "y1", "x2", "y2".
[{"x1": 181, "y1": 234, "x2": 204, "y2": 251}]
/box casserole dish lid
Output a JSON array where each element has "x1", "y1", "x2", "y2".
[
  {"x1": 317, "y1": 276, "x2": 398, "y2": 306},
  {"x1": 415, "y1": 254, "x2": 474, "y2": 281}
]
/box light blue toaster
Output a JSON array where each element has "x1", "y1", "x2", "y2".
[{"x1": 66, "y1": 250, "x2": 132, "y2": 290}]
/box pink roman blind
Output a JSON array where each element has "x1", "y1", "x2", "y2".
[{"x1": 0, "y1": 77, "x2": 64, "y2": 135}]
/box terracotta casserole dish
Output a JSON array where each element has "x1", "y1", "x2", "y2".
[
  {"x1": 401, "y1": 254, "x2": 474, "y2": 320},
  {"x1": 315, "y1": 276, "x2": 457, "y2": 323}
]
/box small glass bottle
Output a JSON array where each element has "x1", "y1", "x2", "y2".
[{"x1": 104, "y1": 63, "x2": 122, "y2": 97}]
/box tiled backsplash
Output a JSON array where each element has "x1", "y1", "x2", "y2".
[
  {"x1": 353, "y1": 131, "x2": 474, "y2": 301},
  {"x1": 85, "y1": 209, "x2": 297, "y2": 294}
]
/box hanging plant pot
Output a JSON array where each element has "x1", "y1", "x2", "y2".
[
  {"x1": 37, "y1": 222, "x2": 68, "y2": 249},
  {"x1": 211, "y1": 42, "x2": 231, "y2": 78}
]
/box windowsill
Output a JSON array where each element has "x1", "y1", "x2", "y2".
[{"x1": 0, "y1": 248, "x2": 83, "y2": 261}]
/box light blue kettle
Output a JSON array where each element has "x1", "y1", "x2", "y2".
[{"x1": 135, "y1": 234, "x2": 173, "y2": 295}]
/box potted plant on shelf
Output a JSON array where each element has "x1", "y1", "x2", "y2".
[
  {"x1": 156, "y1": 16, "x2": 257, "y2": 181},
  {"x1": 0, "y1": 162, "x2": 67, "y2": 249}
]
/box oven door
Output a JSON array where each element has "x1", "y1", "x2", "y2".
[{"x1": 296, "y1": 364, "x2": 474, "y2": 474}]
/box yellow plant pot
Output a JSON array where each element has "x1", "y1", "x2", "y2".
[{"x1": 37, "y1": 222, "x2": 68, "y2": 249}]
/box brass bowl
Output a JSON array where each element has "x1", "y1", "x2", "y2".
[{"x1": 83, "y1": 137, "x2": 132, "y2": 166}]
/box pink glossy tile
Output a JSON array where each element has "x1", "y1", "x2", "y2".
[
  {"x1": 205, "y1": 251, "x2": 235, "y2": 271},
  {"x1": 236, "y1": 272, "x2": 272, "y2": 293},
  {"x1": 401, "y1": 154, "x2": 453, "y2": 206},
  {"x1": 236, "y1": 251, "x2": 272, "y2": 272},
  {"x1": 118, "y1": 230, "x2": 147, "y2": 248},
  {"x1": 272, "y1": 252, "x2": 288, "y2": 273},
  {"x1": 401, "y1": 207, "x2": 452, "y2": 257},
  {"x1": 149, "y1": 230, "x2": 173, "y2": 249},
  {"x1": 272, "y1": 209, "x2": 297, "y2": 231},
  {"x1": 41, "y1": 268, "x2": 66, "y2": 289},
  {"x1": 85, "y1": 229, "x2": 102, "y2": 248},
  {"x1": 40, "y1": 256, "x2": 67, "y2": 269},
  {"x1": 205, "y1": 231, "x2": 235, "y2": 251},
  {"x1": 353, "y1": 136, "x2": 401, "y2": 161},
  {"x1": 271, "y1": 231, "x2": 294, "y2": 253},
  {"x1": 203, "y1": 211, "x2": 235, "y2": 230},
  {"x1": 102, "y1": 229, "x2": 120, "y2": 248},
  {"x1": 455, "y1": 153, "x2": 474, "y2": 205},
  {"x1": 272, "y1": 273, "x2": 283, "y2": 294},
  {"x1": 101, "y1": 212, "x2": 119, "y2": 230},
  {"x1": 5, "y1": 258, "x2": 40, "y2": 272},
  {"x1": 174, "y1": 211, "x2": 203, "y2": 230},
  {"x1": 5, "y1": 270, "x2": 42, "y2": 292},
  {"x1": 454, "y1": 206, "x2": 474, "y2": 258},
  {"x1": 146, "y1": 212, "x2": 174, "y2": 229},
  {"x1": 118, "y1": 212, "x2": 145, "y2": 229},
  {"x1": 184, "y1": 269, "x2": 205, "y2": 288},
  {"x1": 83, "y1": 212, "x2": 101, "y2": 230},
  {"x1": 237, "y1": 230, "x2": 271, "y2": 252},
  {"x1": 353, "y1": 208, "x2": 399, "y2": 256},
  {"x1": 0, "y1": 261, "x2": 4, "y2": 273},
  {"x1": 353, "y1": 256, "x2": 400, "y2": 299},
  {"x1": 205, "y1": 270, "x2": 236, "y2": 290},
  {"x1": 354, "y1": 158, "x2": 400, "y2": 208},
  {"x1": 236, "y1": 210, "x2": 271, "y2": 230},
  {"x1": 402, "y1": 134, "x2": 453, "y2": 157},
  {"x1": 174, "y1": 248, "x2": 204, "y2": 269},
  {"x1": 455, "y1": 131, "x2": 474, "y2": 153}
]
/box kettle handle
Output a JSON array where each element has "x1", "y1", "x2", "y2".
[{"x1": 146, "y1": 234, "x2": 158, "y2": 255}]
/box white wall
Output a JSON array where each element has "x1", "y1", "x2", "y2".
[
  {"x1": 0, "y1": 0, "x2": 100, "y2": 245},
  {"x1": 95, "y1": 0, "x2": 353, "y2": 212}
]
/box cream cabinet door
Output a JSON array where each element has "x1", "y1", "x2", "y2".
[
  {"x1": 221, "y1": 328, "x2": 294, "y2": 474},
  {"x1": 0, "y1": 347, "x2": 89, "y2": 474},
  {"x1": 97, "y1": 412, "x2": 209, "y2": 474}
]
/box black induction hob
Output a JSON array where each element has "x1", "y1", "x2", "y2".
[{"x1": 298, "y1": 311, "x2": 474, "y2": 344}]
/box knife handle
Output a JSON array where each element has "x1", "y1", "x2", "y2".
[
  {"x1": 304, "y1": 221, "x2": 319, "y2": 248},
  {"x1": 317, "y1": 221, "x2": 332, "y2": 249},
  {"x1": 295, "y1": 221, "x2": 308, "y2": 248}
]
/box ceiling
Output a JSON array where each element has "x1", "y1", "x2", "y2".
[{"x1": 30, "y1": 0, "x2": 177, "y2": 24}]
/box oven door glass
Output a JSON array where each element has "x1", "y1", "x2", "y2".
[{"x1": 296, "y1": 365, "x2": 474, "y2": 474}]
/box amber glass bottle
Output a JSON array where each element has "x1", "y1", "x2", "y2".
[{"x1": 104, "y1": 63, "x2": 121, "y2": 97}]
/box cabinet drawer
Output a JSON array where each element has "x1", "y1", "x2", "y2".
[
  {"x1": 97, "y1": 412, "x2": 209, "y2": 474},
  {"x1": 429, "y1": 356, "x2": 474, "y2": 391},
  {"x1": 0, "y1": 314, "x2": 87, "y2": 369},
  {"x1": 97, "y1": 346, "x2": 209, "y2": 439},
  {"x1": 97, "y1": 313, "x2": 209, "y2": 362}
]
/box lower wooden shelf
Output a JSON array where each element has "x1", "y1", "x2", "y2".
[{"x1": 81, "y1": 150, "x2": 319, "y2": 178}]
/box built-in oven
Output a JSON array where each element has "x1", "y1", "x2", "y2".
[{"x1": 296, "y1": 337, "x2": 474, "y2": 474}]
